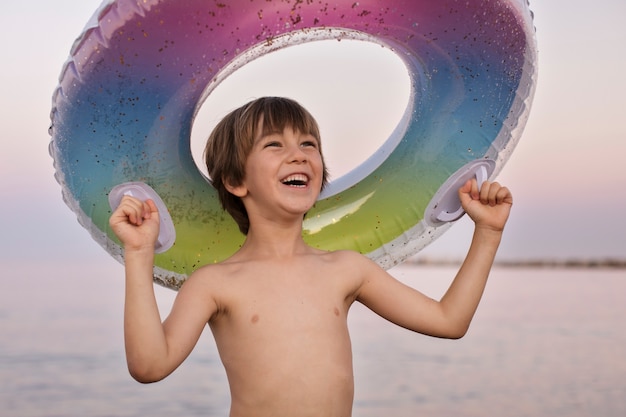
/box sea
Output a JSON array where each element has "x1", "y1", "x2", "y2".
[{"x1": 2, "y1": 260, "x2": 625, "y2": 417}]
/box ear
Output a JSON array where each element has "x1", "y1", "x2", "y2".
[{"x1": 223, "y1": 176, "x2": 248, "y2": 198}]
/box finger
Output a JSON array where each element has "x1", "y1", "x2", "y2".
[
  {"x1": 125, "y1": 204, "x2": 144, "y2": 226},
  {"x1": 496, "y1": 186, "x2": 513, "y2": 205},
  {"x1": 478, "y1": 180, "x2": 491, "y2": 203},
  {"x1": 480, "y1": 181, "x2": 500, "y2": 206},
  {"x1": 488, "y1": 181, "x2": 501, "y2": 206},
  {"x1": 471, "y1": 178, "x2": 480, "y2": 200},
  {"x1": 458, "y1": 178, "x2": 473, "y2": 195},
  {"x1": 118, "y1": 196, "x2": 148, "y2": 225},
  {"x1": 458, "y1": 179, "x2": 476, "y2": 207},
  {"x1": 144, "y1": 199, "x2": 160, "y2": 222}
]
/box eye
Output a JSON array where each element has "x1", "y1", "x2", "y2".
[
  {"x1": 301, "y1": 140, "x2": 318, "y2": 148},
  {"x1": 264, "y1": 141, "x2": 281, "y2": 148}
]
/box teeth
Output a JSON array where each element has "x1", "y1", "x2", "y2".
[{"x1": 281, "y1": 174, "x2": 308, "y2": 186}]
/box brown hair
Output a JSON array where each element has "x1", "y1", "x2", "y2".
[{"x1": 204, "y1": 97, "x2": 329, "y2": 235}]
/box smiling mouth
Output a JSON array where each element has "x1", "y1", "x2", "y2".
[{"x1": 281, "y1": 174, "x2": 309, "y2": 188}]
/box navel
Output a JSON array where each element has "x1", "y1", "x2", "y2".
[
  {"x1": 333, "y1": 307, "x2": 340, "y2": 317},
  {"x1": 251, "y1": 314, "x2": 260, "y2": 324}
]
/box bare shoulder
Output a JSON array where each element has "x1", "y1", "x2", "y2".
[
  {"x1": 310, "y1": 249, "x2": 377, "y2": 274},
  {"x1": 183, "y1": 259, "x2": 249, "y2": 294},
  {"x1": 173, "y1": 261, "x2": 244, "y2": 319},
  {"x1": 317, "y1": 249, "x2": 388, "y2": 290},
  {"x1": 331, "y1": 249, "x2": 387, "y2": 271},
  {"x1": 319, "y1": 248, "x2": 372, "y2": 265},
  {"x1": 189, "y1": 259, "x2": 242, "y2": 281},
  {"x1": 182, "y1": 262, "x2": 228, "y2": 290},
  {"x1": 319, "y1": 250, "x2": 426, "y2": 317}
]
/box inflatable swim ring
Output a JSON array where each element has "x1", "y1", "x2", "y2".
[{"x1": 49, "y1": 0, "x2": 537, "y2": 290}]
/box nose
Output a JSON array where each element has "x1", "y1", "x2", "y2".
[{"x1": 287, "y1": 143, "x2": 307, "y2": 163}]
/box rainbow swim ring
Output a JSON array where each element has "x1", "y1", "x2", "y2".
[{"x1": 49, "y1": 0, "x2": 537, "y2": 290}]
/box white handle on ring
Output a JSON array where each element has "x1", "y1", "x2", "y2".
[
  {"x1": 435, "y1": 165, "x2": 488, "y2": 222},
  {"x1": 108, "y1": 182, "x2": 176, "y2": 253},
  {"x1": 424, "y1": 159, "x2": 496, "y2": 226}
]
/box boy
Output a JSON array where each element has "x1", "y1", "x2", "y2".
[{"x1": 109, "y1": 96, "x2": 513, "y2": 417}]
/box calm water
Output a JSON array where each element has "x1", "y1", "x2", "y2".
[{"x1": 2, "y1": 261, "x2": 625, "y2": 417}]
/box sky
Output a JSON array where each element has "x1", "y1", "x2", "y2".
[{"x1": 1, "y1": 0, "x2": 625, "y2": 269}]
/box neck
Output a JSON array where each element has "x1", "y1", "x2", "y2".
[{"x1": 237, "y1": 217, "x2": 311, "y2": 260}]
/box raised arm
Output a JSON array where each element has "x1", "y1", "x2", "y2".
[
  {"x1": 437, "y1": 178, "x2": 512, "y2": 335},
  {"x1": 109, "y1": 196, "x2": 214, "y2": 382},
  {"x1": 356, "y1": 179, "x2": 512, "y2": 339}
]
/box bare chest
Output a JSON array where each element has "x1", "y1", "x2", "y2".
[{"x1": 223, "y1": 268, "x2": 348, "y2": 330}]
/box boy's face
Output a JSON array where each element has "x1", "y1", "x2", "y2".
[{"x1": 229, "y1": 122, "x2": 324, "y2": 219}]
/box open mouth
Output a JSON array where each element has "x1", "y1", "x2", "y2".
[{"x1": 281, "y1": 174, "x2": 309, "y2": 188}]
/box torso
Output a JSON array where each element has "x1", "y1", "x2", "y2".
[{"x1": 193, "y1": 250, "x2": 364, "y2": 417}]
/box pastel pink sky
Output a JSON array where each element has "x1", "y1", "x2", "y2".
[{"x1": 1, "y1": 0, "x2": 624, "y2": 263}]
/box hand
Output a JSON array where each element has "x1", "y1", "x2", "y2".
[
  {"x1": 458, "y1": 179, "x2": 513, "y2": 232},
  {"x1": 109, "y1": 195, "x2": 160, "y2": 252}
]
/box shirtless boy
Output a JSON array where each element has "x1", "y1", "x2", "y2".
[{"x1": 109, "y1": 96, "x2": 513, "y2": 417}]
